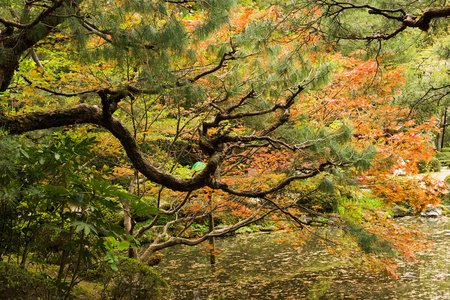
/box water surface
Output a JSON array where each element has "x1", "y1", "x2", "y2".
[{"x1": 155, "y1": 217, "x2": 450, "y2": 299}]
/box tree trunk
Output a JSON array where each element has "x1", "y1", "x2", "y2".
[
  {"x1": 441, "y1": 108, "x2": 447, "y2": 150},
  {"x1": 208, "y1": 213, "x2": 216, "y2": 265}
]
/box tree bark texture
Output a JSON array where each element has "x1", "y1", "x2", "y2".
[
  {"x1": 0, "y1": 0, "x2": 83, "y2": 91},
  {"x1": 0, "y1": 104, "x2": 221, "y2": 192}
]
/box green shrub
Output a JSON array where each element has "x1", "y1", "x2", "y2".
[
  {"x1": 296, "y1": 190, "x2": 341, "y2": 213},
  {"x1": 441, "y1": 147, "x2": 450, "y2": 153},
  {"x1": 417, "y1": 157, "x2": 441, "y2": 173},
  {"x1": 0, "y1": 261, "x2": 58, "y2": 299},
  {"x1": 416, "y1": 160, "x2": 427, "y2": 173},
  {"x1": 236, "y1": 226, "x2": 254, "y2": 234},
  {"x1": 435, "y1": 152, "x2": 450, "y2": 159},
  {"x1": 444, "y1": 175, "x2": 450, "y2": 186},
  {"x1": 435, "y1": 151, "x2": 450, "y2": 167},
  {"x1": 429, "y1": 157, "x2": 441, "y2": 172},
  {"x1": 102, "y1": 257, "x2": 169, "y2": 300},
  {"x1": 440, "y1": 175, "x2": 450, "y2": 204}
]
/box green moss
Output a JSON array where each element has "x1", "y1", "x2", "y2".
[
  {"x1": 439, "y1": 159, "x2": 450, "y2": 167},
  {"x1": 296, "y1": 190, "x2": 341, "y2": 213},
  {"x1": 236, "y1": 227, "x2": 254, "y2": 234},
  {"x1": 0, "y1": 261, "x2": 58, "y2": 299},
  {"x1": 260, "y1": 224, "x2": 279, "y2": 232},
  {"x1": 102, "y1": 257, "x2": 169, "y2": 300},
  {"x1": 440, "y1": 204, "x2": 450, "y2": 215}
]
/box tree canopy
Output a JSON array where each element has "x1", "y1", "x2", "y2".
[{"x1": 1, "y1": 0, "x2": 450, "y2": 296}]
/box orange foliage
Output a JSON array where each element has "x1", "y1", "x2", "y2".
[{"x1": 290, "y1": 52, "x2": 441, "y2": 211}]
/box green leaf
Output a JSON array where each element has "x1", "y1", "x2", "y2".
[
  {"x1": 117, "y1": 240, "x2": 130, "y2": 251},
  {"x1": 318, "y1": 177, "x2": 335, "y2": 193},
  {"x1": 44, "y1": 184, "x2": 69, "y2": 196},
  {"x1": 192, "y1": 161, "x2": 206, "y2": 171},
  {"x1": 105, "y1": 250, "x2": 118, "y2": 262},
  {"x1": 104, "y1": 237, "x2": 118, "y2": 250},
  {"x1": 110, "y1": 263, "x2": 119, "y2": 271},
  {"x1": 86, "y1": 224, "x2": 97, "y2": 235},
  {"x1": 87, "y1": 178, "x2": 136, "y2": 199},
  {"x1": 130, "y1": 202, "x2": 159, "y2": 217},
  {"x1": 105, "y1": 188, "x2": 137, "y2": 200},
  {"x1": 71, "y1": 221, "x2": 86, "y2": 232},
  {"x1": 44, "y1": 224, "x2": 62, "y2": 233},
  {"x1": 97, "y1": 198, "x2": 121, "y2": 211},
  {"x1": 19, "y1": 148, "x2": 29, "y2": 159},
  {"x1": 70, "y1": 193, "x2": 85, "y2": 207},
  {"x1": 90, "y1": 178, "x2": 108, "y2": 193},
  {"x1": 71, "y1": 221, "x2": 98, "y2": 235}
]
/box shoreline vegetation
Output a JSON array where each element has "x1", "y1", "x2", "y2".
[{"x1": 3, "y1": 181, "x2": 449, "y2": 299}]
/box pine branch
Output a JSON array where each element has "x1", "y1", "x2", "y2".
[
  {"x1": 0, "y1": 0, "x2": 85, "y2": 92},
  {"x1": 213, "y1": 160, "x2": 337, "y2": 198},
  {"x1": 320, "y1": 1, "x2": 405, "y2": 19},
  {"x1": 406, "y1": 84, "x2": 450, "y2": 119},
  {"x1": 0, "y1": 0, "x2": 65, "y2": 30},
  {"x1": 187, "y1": 41, "x2": 238, "y2": 84},
  {"x1": 78, "y1": 18, "x2": 114, "y2": 44},
  {"x1": 318, "y1": 2, "x2": 450, "y2": 40},
  {"x1": 22, "y1": 75, "x2": 98, "y2": 96},
  {"x1": 202, "y1": 85, "x2": 304, "y2": 134}
]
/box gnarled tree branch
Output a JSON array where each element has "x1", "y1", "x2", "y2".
[
  {"x1": 317, "y1": 1, "x2": 450, "y2": 40},
  {"x1": 0, "y1": 103, "x2": 221, "y2": 192},
  {"x1": 0, "y1": 0, "x2": 84, "y2": 91}
]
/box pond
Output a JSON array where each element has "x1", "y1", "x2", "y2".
[{"x1": 154, "y1": 217, "x2": 450, "y2": 299}]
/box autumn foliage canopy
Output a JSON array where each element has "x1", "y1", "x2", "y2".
[{"x1": 0, "y1": 0, "x2": 448, "y2": 284}]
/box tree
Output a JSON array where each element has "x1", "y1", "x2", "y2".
[
  {"x1": 0, "y1": 0, "x2": 445, "y2": 287},
  {"x1": 300, "y1": 0, "x2": 450, "y2": 197},
  {"x1": 303, "y1": 0, "x2": 450, "y2": 149},
  {"x1": 396, "y1": 34, "x2": 450, "y2": 151},
  {"x1": 308, "y1": 1, "x2": 450, "y2": 41}
]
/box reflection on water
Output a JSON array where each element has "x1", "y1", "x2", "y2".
[{"x1": 154, "y1": 217, "x2": 450, "y2": 299}]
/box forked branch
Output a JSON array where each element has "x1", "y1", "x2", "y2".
[{"x1": 318, "y1": 1, "x2": 450, "y2": 40}]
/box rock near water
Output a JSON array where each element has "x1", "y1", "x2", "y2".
[{"x1": 421, "y1": 204, "x2": 443, "y2": 218}]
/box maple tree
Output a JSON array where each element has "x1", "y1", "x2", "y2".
[
  {"x1": 300, "y1": 1, "x2": 450, "y2": 150},
  {"x1": 0, "y1": 0, "x2": 449, "y2": 296}
]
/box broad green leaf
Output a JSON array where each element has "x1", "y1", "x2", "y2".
[
  {"x1": 44, "y1": 224, "x2": 62, "y2": 233},
  {"x1": 70, "y1": 193, "x2": 86, "y2": 206},
  {"x1": 44, "y1": 184, "x2": 69, "y2": 195},
  {"x1": 71, "y1": 221, "x2": 98, "y2": 235},
  {"x1": 130, "y1": 202, "x2": 159, "y2": 217},
  {"x1": 117, "y1": 240, "x2": 130, "y2": 251},
  {"x1": 19, "y1": 148, "x2": 29, "y2": 159},
  {"x1": 105, "y1": 188, "x2": 138, "y2": 200},
  {"x1": 192, "y1": 161, "x2": 206, "y2": 171},
  {"x1": 318, "y1": 177, "x2": 335, "y2": 193}
]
